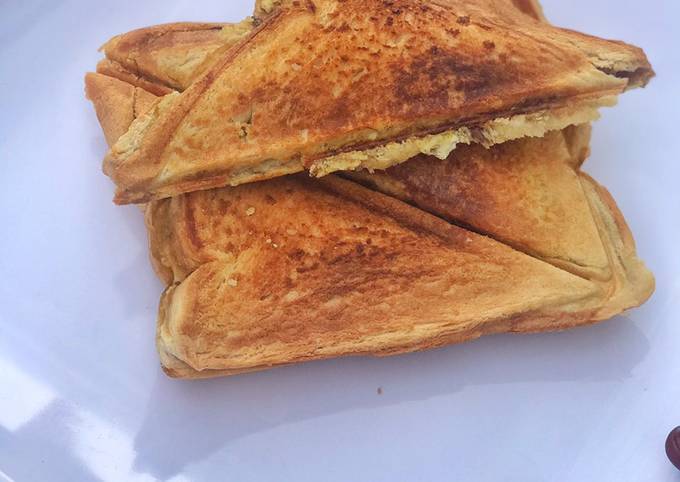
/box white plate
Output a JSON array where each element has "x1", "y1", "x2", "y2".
[{"x1": 1, "y1": 1, "x2": 678, "y2": 481}]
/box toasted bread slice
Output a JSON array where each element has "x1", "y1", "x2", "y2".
[
  {"x1": 345, "y1": 129, "x2": 611, "y2": 280},
  {"x1": 148, "y1": 174, "x2": 606, "y2": 378},
  {"x1": 99, "y1": 22, "x2": 250, "y2": 92},
  {"x1": 101, "y1": 0, "x2": 653, "y2": 204},
  {"x1": 98, "y1": 20, "x2": 258, "y2": 94},
  {"x1": 96, "y1": 21, "x2": 257, "y2": 99},
  {"x1": 86, "y1": 73, "x2": 652, "y2": 379},
  {"x1": 147, "y1": 170, "x2": 651, "y2": 379},
  {"x1": 93, "y1": 3, "x2": 590, "y2": 166}
]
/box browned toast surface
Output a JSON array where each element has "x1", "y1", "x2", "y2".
[
  {"x1": 346, "y1": 130, "x2": 610, "y2": 280},
  {"x1": 101, "y1": 0, "x2": 652, "y2": 203},
  {"x1": 149, "y1": 174, "x2": 604, "y2": 375}
]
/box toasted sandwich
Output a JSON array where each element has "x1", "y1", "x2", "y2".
[
  {"x1": 85, "y1": 70, "x2": 653, "y2": 378},
  {"x1": 100, "y1": 0, "x2": 653, "y2": 204}
]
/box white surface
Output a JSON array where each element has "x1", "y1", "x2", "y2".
[{"x1": 1, "y1": 1, "x2": 679, "y2": 480}]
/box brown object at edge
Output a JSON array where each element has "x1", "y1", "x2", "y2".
[{"x1": 667, "y1": 427, "x2": 680, "y2": 471}]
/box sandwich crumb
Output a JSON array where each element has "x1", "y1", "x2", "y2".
[
  {"x1": 227, "y1": 278, "x2": 238, "y2": 287},
  {"x1": 246, "y1": 207, "x2": 256, "y2": 216}
]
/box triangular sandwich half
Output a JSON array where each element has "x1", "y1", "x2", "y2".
[
  {"x1": 101, "y1": 0, "x2": 653, "y2": 204},
  {"x1": 148, "y1": 174, "x2": 608, "y2": 378},
  {"x1": 346, "y1": 129, "x2": 610, "y2": 280}
]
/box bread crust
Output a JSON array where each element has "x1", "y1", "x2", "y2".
[{"x1": 143, "y1": 165, "x2": 652, "y2": 379}]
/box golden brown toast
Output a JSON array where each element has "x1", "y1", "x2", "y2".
[
  {"x1": 99, "y1": 22, "x2": 247, "y2": 92},
  {"x1": 97, "y1": 21, "x2": 258, "y2": 98},
  {"x1": 98, "y1": 8, "x2": 553, "y2": 106},
  {"x1": 149, "y1": 174, "x2": 607, "y2": 378},
  {"x1": 345, "y1": 129, "x2": 609, "y2": 280},
  {"x1": 146, "y1": 171, "x2": 652, "y2": 379},
  {"x1": 101, "y1": 0, "x2": 653, "y2": 204},
  {"x1": 86, "y1": 73, "x2": 653, "y2": 378},
  {"x1": 86, "y1": 1, "x2": 654, "y2": 377},
  {"x1": 94, "y1": 0, "x2": 590, "y2": 159}
]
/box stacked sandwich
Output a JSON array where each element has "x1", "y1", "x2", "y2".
[{"x1": 86, "y1": 0, "x2": 655, "y2": 379}]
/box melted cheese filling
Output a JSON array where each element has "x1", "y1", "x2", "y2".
[{"x1": 309, "y1": 97, "x2": 616, "y2": 177}]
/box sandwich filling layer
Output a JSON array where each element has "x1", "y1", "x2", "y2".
[
  {"x1": 147, "y1": 95, "x2": 614, "y2": 197},
  {"x1": 308, "y1": 97, "x2": 613, "y2": 177}
]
